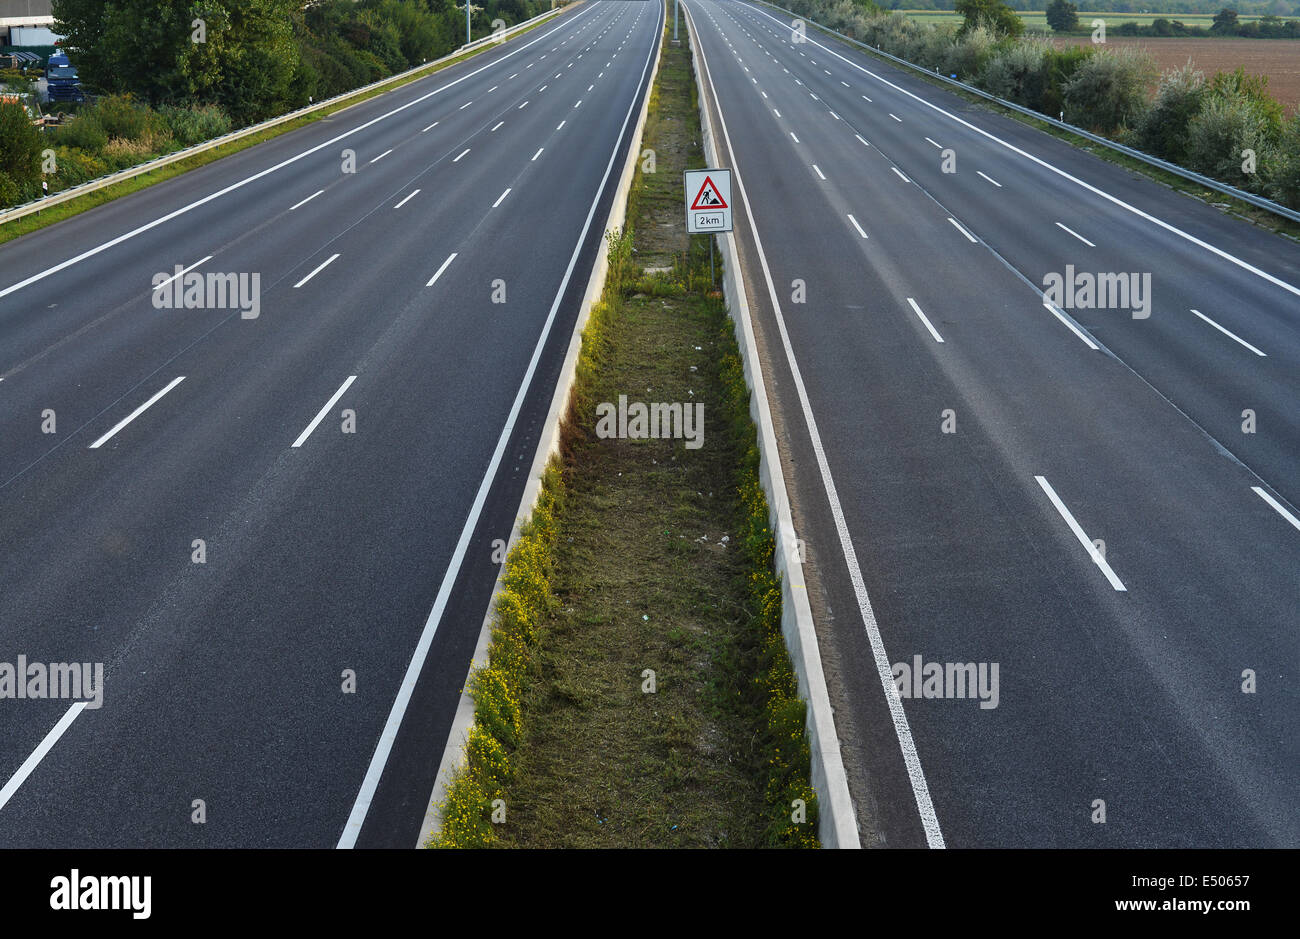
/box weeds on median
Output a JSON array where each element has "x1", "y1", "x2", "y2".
[{"x1": 431, "y1": 10, "x2": 818, "y2": 849}]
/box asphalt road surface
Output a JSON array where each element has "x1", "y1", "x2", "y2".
[
  {"x1": 0, "y1": 0, "x2": 662, "y2": 848},
  {"x1": 685, "y1": 0, "x2": 1298, "y2": 848}
]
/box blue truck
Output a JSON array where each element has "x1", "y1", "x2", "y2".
[{"x1": 45, "y1": 50, "x2": 84, "y2": 103}]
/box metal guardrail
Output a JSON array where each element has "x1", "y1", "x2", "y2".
[
  {"x1": 755, "y1": 1, "x2": 1300, "y2": 225},
  {"x1": 0, "y1": 6, "x2": 568, "y2": 228}
]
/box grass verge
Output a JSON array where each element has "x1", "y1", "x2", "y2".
[
  {"x1": 0, "y1": 12, "x2": 563, "y2": 249},
  {"x1": 431, "y1": 11, "x2": 818, "y2": 849}
]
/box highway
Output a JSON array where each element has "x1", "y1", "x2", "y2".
[
  {"x1": 0, "y1": 0, "x2": 662, "y2": 848},
  {"x1": 684, "y1": 0, "x2": 1299, "y2": 847}
]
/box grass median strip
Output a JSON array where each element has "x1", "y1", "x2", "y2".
[{"x1": 431, "y1": 18, "x2": 818, "y2": 849}]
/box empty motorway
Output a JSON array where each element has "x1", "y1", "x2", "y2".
[
  {"x1": 685, "y1": 0, "x2": 1298, "y2": 847},
  {"x1": 0, "y1": 0, "x2": 662, "y2": 848}
]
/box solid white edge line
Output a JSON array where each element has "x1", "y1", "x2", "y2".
[
  {"x1": 1034, "y1": 475, "x2": 1127, "y2": 591},
  {"x1": 292, "y1": 252, "x2": 340, "y2": 289},
  {"x1": 906, "y1": 297, "x2": 945, "y2": 343},
  {"x1": 492, "y1": 188, "x2": 512, "y2": 208},
  {"x1": 292, "y1": 375, "x2": 357, "y2": 449},
  {"x1": 1190, "y1": 308, "x2": 1266, "y2": 357},
  {"x1": 338, "y1": 0, "x2": 663, "y2": 849},
  {"x1": 88, "y1": 376, "x2": 186, "y2": 449},
  {"x1": 1042, "y1": 300, "x2": 1100, "y2": 350},
  {"x1": 1055, "y1": 221, "x2": 1096, "y2": 247},
  {"x1": 746, "y1": 2, "x2": 1300, "y2": 302},
  {"x1": 290, "y1": 190, "x2": 324, "y2": 210},
  {"x1": 393, "y1": 189, "x2": 421, "y2": 209},
  {"x1": 152, "y1": 255, "x2": 212, "y2": 291},
  {"x1": 0, "y1": 3, "x2": 601, "y2": 303},
  {"x1": 0, "y1": 703, "x2": 87, "y2": 814},
  {"x1": 687, "y1": 0, "x2": 942, "y2": 849},
  {"x1": 1251, "y1": 487, "x2": 1300, "y2": 532},
  {"x1": 947, "y1": 217, "x2": 977, "y2": 243},
  {"x1": 847, "y1": 213, "x2": 868, "y2": 238},
  {"x1": 426, "y1": 252, "x2": 458, "y2": 287}
]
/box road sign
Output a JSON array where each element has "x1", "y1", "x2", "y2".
[{"x1": 685, "y1": 169, "x2": 732, "y2": 234}]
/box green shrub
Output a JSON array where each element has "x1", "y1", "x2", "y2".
[
  {"x1": 943, "y1": 24, "x2": 999, "y2": 81},
  {"x1": 980, "y1": 40, "x2": 1052, "y2": 110},
  {"x1": 905, "y1": 23, "x2": 956, "y2": 70},
  {"x1": 1265, "y1": 116, "x2": 1300, "y2": 209},
  {"x1": 1207, "y1": 67, "x2": 1285, "y2": 140},
  {"x1": 1062, "y1": 46, "x2": 1155, "y2": 133},
  {"x1": 50, "y1": 145, "x2": 109, "y2": 186},
  {"x1": 1135, "y1": 63, "x2": 1207, "y2": 165},
  {"x1": 53, "y1": 114, "x2": 108, "y2": 152},
  {"x1": 1186, "y1": 93, "x2": 1277, "y2": 193},
  {"x1": 1041, "y1": 45, "x2": 1094, "y2": 118},
  {"x1": 158, "y1": 103, "x2": 233, "y2": 147},
  {"x1": 0, "y1": 99, "x2": 42, "y2": 190},
  {"x1": 87, "y1": 95, "x2": 158, "y2": 142},
  {"x1": 0, "y1": 170, "x2": 23, "y2": 207}
]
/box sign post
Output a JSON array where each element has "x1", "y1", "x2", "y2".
[{"x1": 684, "y1": 169, "x2": 732, "y2": 288}]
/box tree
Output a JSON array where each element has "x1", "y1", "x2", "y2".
[
  {"x1": 1211, "y1": 8, "x2": 1240, "y2": 32},
  {"x1": 1135, "y1": 64, "x2": 1206, "y2": 164},
  {"x1": 955, "y1": 0, "x2": 1026, "y2": 37},
  {"x1": 52, "y1": 0, "x2": 300, "y2": 125},
  {"x1": 1062, "y1": 46, "x2": 1156, "y2": 133},
  {"x1": 0, "y1": 100, "x2": 42, "y2": 189},
  {"x1": 1046, "y1": 0, "x2": 1080, "y2": 32}
]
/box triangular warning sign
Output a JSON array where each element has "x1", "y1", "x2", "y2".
[{"x1": 690, "y1": 176, "x2": 728, "y2": 210}]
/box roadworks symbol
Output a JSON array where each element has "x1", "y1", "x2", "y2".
[{"x1": 690, "y1": 176, "x2": 728, "y2": 210}]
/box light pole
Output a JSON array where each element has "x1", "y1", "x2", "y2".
[
  {"x1": 674, "y1": 0, "x2": 679, "y2": 40},
  {"x1": 467, "y1": 1, "x2": 472, "y2": 45}
]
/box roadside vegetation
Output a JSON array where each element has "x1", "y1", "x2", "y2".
[
  {"x1": 0, "y1": 0, "x2": 560, "y2": 210},
  {"x1": 770, "y1": 0, "x2": 1300, "y2": 209},
  {"x1": 432, "y1": 18, "x2": 819, "y2": 849}
]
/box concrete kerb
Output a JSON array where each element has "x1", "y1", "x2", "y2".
[
  {"x1": 417, "y1": 6, "x2": 666, "y2": 849},
  {"x1": 0, "y1": 6, "x2": 571, "y2": 228},
  {"x1": 682, "y1": 0, "x2": 860, "y2": 849}
]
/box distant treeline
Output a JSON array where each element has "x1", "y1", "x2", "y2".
[
  {"x1": 1105, "y1": 12, "x2": 1300, "y2": 35},
  {"x1": 0, "y1": 1, "x2": 554, "y2": 208},
  {"x1": 50, "y1": 0, "x2": 553, "y2": 127}
]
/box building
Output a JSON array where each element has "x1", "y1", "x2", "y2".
[{"x1": 0, "y1": 1, "x2": 57, "y2": 47}]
